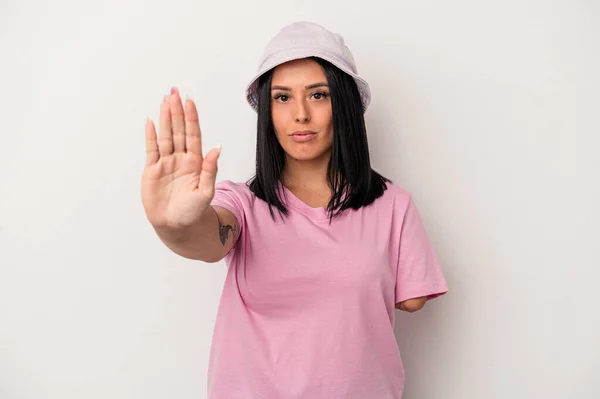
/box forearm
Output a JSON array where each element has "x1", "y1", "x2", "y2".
[{"x1": 153, "y1": 207, "x2": 223, "y2": 262}]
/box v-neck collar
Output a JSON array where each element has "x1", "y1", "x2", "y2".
[{"x1": 278, "y1": 181, "x2": 332, "y2": 222}]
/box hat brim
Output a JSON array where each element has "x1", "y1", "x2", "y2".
[{"x1": 245, "y1": 47, "x2": 371, "y2": 114}]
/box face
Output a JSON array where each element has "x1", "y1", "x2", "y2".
[{"x1": 270, "y1": 58, "x2": 333, "y2": 163}]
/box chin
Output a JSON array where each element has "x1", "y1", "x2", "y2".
[
  {"x1": 286, "y1": 148, "x2": 331, "y2": 162},
  {"x1": 291, "y1": 155, "x2": 319, "y2": 162}
]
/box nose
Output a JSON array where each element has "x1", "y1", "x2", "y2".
[{"x1": 294, "y1": 99, "x2": 311, "y2": 123}]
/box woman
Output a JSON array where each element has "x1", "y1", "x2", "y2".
[{"x1": 142, "y1": 21, "x2": 448, "y2": 399}]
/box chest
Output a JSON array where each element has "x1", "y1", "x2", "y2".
[{"x1": 238, "y1": 206, "x2": 398, "y2": 309}]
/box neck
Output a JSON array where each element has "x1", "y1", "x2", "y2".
[{"x1": 281, "y1": 153, "x2": 330, "y2": 190}]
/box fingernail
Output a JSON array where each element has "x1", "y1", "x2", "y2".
[{"x1": 215, "y1": 144, "x2": 222, "y2": 157}]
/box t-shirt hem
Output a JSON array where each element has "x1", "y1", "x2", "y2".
[
  {"x1": 395, "y1": 282, "x2": 448, "y2": 304},
  {"x1": 211, "y1": 200, "x2": 243, "y2": 226}
]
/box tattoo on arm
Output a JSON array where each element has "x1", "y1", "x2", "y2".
[{"x1": 214, "y1": 208, "x2": 239, "y2": 246}]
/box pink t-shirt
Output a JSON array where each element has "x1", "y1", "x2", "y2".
[{"x1": 208, "y1": 179, "x2": 448, "y2": 399}]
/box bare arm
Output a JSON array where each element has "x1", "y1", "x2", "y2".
[
  {"x1": 142, "y1": 88, "x2": 239, "y2": 263},
  {"x1": 153, "y1": 205, "x2": 240, "y2": 263},
  {"x1": 395, "y1": 296, "x2": 427, "y2": 312}
]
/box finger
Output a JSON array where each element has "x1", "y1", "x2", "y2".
[
  {"x1": 158, "y1": 95, "x2": 173, "y2": 156},
  {"x1": 145, "y1": 118, "x2": 159, "y2": 165},
  {"x1": 184, "y1": 97, "x2": 203, "y2": 158},
  {"x1": 198, "y1": 145, "x2": 221, "y2": 192},
  {"x1": 169, "y1": 87, "x2": 186, "y2": 153}
]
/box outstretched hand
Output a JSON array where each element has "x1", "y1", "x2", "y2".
[{"x1": 141, "y1": 87, "x2": 221, "y2": 229}]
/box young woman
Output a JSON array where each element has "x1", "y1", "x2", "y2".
[{"x1": 142, "y1": 21, "x2": 448, "y2": 399}]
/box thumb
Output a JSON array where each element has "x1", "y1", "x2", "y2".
[{"x1": 198, "y1": 145, "x2": 221, "y2": 193}]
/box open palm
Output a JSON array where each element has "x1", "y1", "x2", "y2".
[{"x1": 142, "y1": 87, "x2": 221, "y2": 228}]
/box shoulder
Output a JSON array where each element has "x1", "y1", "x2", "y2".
[
  {"x1": 215, "y1": 179, "x2": 254, "y2": 203},
  {"x1": 215, "y1": 179, "x2": 250, "y2": 192},
  {"x1": 378, "y1": 180, "x2": 413, "y2": 211}
]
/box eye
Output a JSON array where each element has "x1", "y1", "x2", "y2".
[
  {"x1": 273, "y1": 93, "x2": 289, "y2": 102},
  {"x1": 312, "y1": 91, "x2": 329, "y2": 100}
]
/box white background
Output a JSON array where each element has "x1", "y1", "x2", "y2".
[{"x1": 1, "y1": 1, "x2": 598, "y2": 398}]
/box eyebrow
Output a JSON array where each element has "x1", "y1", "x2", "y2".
[{"x1": 271, "y1": 82, "x2": 329, "y2": 91}]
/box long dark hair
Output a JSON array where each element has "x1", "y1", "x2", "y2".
[{"x1": 247, "y1": 56, "x2": 391, "y2": 223}]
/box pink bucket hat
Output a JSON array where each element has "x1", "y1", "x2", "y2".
[{"x1": 245, "y1": 21, "x2": 372, "y2": 113}]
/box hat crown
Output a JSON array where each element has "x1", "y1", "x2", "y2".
[
  {"x1": 259, "y1": 21, "x2": 357, "y2": 73},
  {"x1": 245, "y1": 21, "x2": 370, "y2": 113}
]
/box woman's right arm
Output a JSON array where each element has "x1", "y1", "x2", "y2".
[
  {"x1": 153, "y1": 205, "x2": 240, "y2": 263},
  {"x1": 142, "y1": 87, "x2": 238, "y2": 263}
]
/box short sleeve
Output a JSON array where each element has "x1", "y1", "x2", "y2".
[
  {"x1": 210, "y1": 180, "x2": 245, "y2": 228},
  {"x1": 209, "y1": 180, "x2": 246, "y2": 261},
  {"x1": 395, "y1": 196, "x2": 448, "y2": 304}
]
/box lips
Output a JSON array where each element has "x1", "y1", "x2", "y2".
[
  {"x1": 292, "y1": 130, "x2": 316, "y2": 136},
  {"x1": 291, "y1": 131, "x2": 317, "y2": 142}
]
